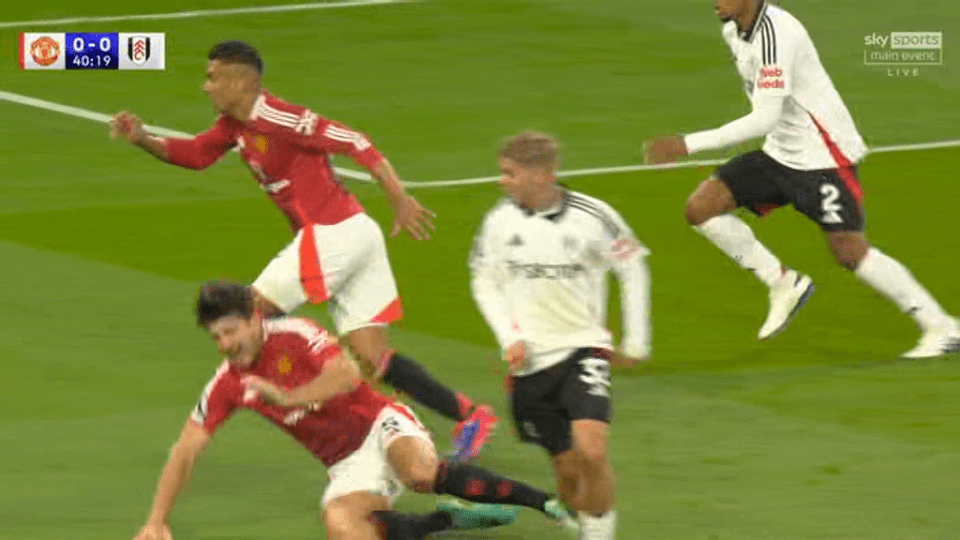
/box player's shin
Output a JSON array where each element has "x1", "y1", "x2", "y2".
[
  {"x1": 379, "y1": 352, "x2": 474, "y2": 421},
  {"x1": 371, "y1": 510, "x2": 452, "y2": 540},
  {"x1": 433, "y1": 461, "x2": 550, "y2": 513},
  {"x1": 694, "y1": 214, "x2": 783, "y2": 286},
  {"x1": 855, "y1": 247, "x2": 952, "y2": 331}
]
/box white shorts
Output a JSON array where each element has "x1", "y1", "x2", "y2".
[
  {"x1": 321, "y1": 403, "x2": 434, "y2": 508},
  {"x1": 252, "y1": 213, "x2": 403, "y2": 333}
]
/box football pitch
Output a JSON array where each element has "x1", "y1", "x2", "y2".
[{"x1": 1, "y1": 1, "x2": 958, "y2": 539}]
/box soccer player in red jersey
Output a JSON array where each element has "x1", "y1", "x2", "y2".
[
  {"x1": 110, "y1": 41, "x2": 495, "y2": 459},
  {"x1": 131, "y1": 281, "x2": 571, "y2": 540}
]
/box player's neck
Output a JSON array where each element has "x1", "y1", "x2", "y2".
[
  {"x1": 736, "y1": 0, "x2": 762, "y2": 33},
  {"x1": 230, "y1": 91, "x2": 261, "y2": 122},
  {"x1": 529, "y1": 185, "x2": 563, "y2": 213}
]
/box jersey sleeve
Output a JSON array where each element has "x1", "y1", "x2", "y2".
[
  {"x1": 163, "y1": 116, "x2": 238, "y2": 170},
  {"x1": 469, "y1": 208, "x2": 523, "y2": 349},
  {"x1": 284, "y1": 112, "x2": 385, "y2": 170},
  {"x1": 751, "y1": 16, "x2": 799, "y2": 100},
  {"x1": 592, "y1": 201, "x2": 652, "y2": 359},
  {"x1": 190, "y1": 363, "x2": 240, "y2": 434}
]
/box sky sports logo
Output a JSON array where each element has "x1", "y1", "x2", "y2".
[{"x1": 863, "y1": 32, "x2": 943, "y2": 66}]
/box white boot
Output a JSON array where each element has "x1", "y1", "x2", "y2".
[
  {"x1": 758, "y1": 269, "x2": 815, "y2": 340},
  {"x1": 902, "y1": 317, "x2": 960, "y2": 358}
]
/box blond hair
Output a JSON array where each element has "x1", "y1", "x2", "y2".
[{"x1": 499, "y1": 130, "x2": 560, "y2": 170}]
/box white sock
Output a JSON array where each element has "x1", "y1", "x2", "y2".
[
  {"x1": 579, "y1": 510, "x2": 617, "y2": 540},
  {"x1": 695, "y1": 215, "x2": 783, "y2": 287},
  {"x1": 855, "y1": 247, "x2": 951, "y2": 331}
]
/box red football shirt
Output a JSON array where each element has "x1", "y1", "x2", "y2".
[
  {"x1": 190, "y1": 317, "x2": 392, "y2": 467},
  {"x1": 163, "y1": 92, "x2": 384, "y2": 230}
]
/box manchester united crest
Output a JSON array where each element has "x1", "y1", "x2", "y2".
[
  {"x1": 30, "y1": 36, "x2": 60, "y2": 66},
  {"x1": 254, "y1": 135, "x2": 268, "y2": 153},
  {"x1": 278, "y1": 355, "x2": 292, "y2": 375}
]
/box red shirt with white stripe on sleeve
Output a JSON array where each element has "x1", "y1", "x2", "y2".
[
  {"x1": 163, "y1": 92, "x2": 385, "y2": 230},
  {"x1": 189, "y1": 316, "x2": 393, "y2": 467}
]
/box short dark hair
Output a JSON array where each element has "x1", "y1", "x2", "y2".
[
  {"x1": 208, "y1": 40, "x2": 263, "y2": 75},
  {"x1": 196, "y1": 280, "x2": 256, "y2": 328}
]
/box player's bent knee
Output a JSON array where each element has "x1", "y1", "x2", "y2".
[
  {"x1": 403, "y1": 458, "x2": 440, "y2": 493},
  {"x1": 578, "y1": 442, "x2": 609, "y2": 469},
  {"x1": 684, "y1": 193, "x2": 710, "y2": 226}
]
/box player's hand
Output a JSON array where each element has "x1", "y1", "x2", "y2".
[
  {"x1": 502, "y1": 341, "x2": 528, "y2": 374},
  {"x1": 133, "y1": 522, "x2": 172, "y2": 540},
  {"x1": 110, "y1": 110, "x2": 148, "y2": 145},
  {"x1": 241, "y1": 375, "x2": 288, "y2": 406},
  {"x1": 390, "y1": 194, "x2": 436, "y2": 241},
  {"x1": 610, "y1": 351, "x2": 648, "y2": 369},
  {"x1": 643, "y1": 135, "x2": 688, "y2": 165}
]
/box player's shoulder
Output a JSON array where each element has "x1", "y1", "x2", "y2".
[
  {"x1": 764, "y1": 4, "x2": 808, "y2": 41},
  {"x1": 481, "y1": 197, "x2": 519, "y2": 224},
  {"x1": 264, "y1": 316, "x2": 335, "y2": 351},
  {"x1": 564, "y1": 190, "x2": 626, "y2": 236},
  {"x1": 565, "y1": 190, "x2": 624, "y2": 220},
  {"x1": 265, "y1": 316, "x2": 329, "y2": 339},
  {"x1": 201, "y1": 359, "x2": 238, "y2": 390},
  {"x1": 252, "y1": 91, "x2": 324, "y2": 135}
]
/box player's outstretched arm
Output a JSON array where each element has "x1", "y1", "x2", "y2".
[
  {"x1": 111, "y1": 110, "x2": 168, "y2": 161},
  {"x1": 241, "y1": 352, "x2": 362, "y2": 408},
  {"x1": 133, "y1": 420, "x2": 212, "y2": 540},
  {"x1": 369, "y1": 159, "x2": 435, "y2": 240}
]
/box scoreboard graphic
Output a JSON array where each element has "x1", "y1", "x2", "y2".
[{"x1": 20, "y1": 33, "x2": 166, "y2": 70}]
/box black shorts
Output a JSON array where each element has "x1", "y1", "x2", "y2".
[
  {"x1": 509, "y1": 348, "x2": 612, "y2": 456},
  {"x1": 715, "y1": 150, "x2": 865, "y2": 232}
]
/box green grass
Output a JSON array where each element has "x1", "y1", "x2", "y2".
[{"x1": 1, "y1": 1, "x2": 958, "y2": 539}]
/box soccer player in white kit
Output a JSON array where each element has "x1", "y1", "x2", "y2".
[
  {"x1": 471, "y1": 131, "x2": 652, "y2": 540},
  {"x1": 644, "y1": 0, "x2": 959, "y2": 357}
]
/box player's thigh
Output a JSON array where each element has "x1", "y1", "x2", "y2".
[
  {"x1": 323, "y1": 491, "x2": 391, "y2": 540},
  {"x1": 511, "y1": 364, "x2": 573, "y2": 457},
  {"x1": 559, "y1": 348, "x2": 613, "y2": 461},
  {"x1": 789, "y1": 167, "x2": 866, "y2": 232},
  {"x1": 713, "y1": 150, "x2": 792, "y2": 217},
  {"x1": 570, "y1": 419, "x2": 611, "y2": 466},
  {"x1": 323, "y1": 215, "x2": 403, "y2": 334},
  {"x1": 323, "y1": 412, "x2": 408, "y2": 509},
  {"x1": 379, "y1": 404, "x2": 437, "y2": 492}
]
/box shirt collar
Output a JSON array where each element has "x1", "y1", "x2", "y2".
[
  {"x1": 248, "y1": 92, "x2": 268, "y2": 121},
  {"x1": 739, "y1": 0, "x2": 768, "y2": 42},
  {"x1": 514, "y1": 187, "x2": 570, "y2": 222}
]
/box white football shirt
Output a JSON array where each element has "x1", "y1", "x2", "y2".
[
  {"x1": 470, "y1": 189, "x2": 651, "y2": 376},
  {"x1": 686, "y1": 2, "x2": 868, "y2": 170}
]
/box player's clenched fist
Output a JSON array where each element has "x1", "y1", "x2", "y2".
[
  {"x1": 110, "y1": 110, "x2": 147, "y2": 144},
  {"x1": 643, "y1": 135, "x2": 688, "y2": 165}
]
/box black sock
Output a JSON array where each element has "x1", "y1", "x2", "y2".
[
  {"x1": 371, "y1": 510, "x2": 453, "y2": 540},
  {"x1": 433, "y1": 461, "x2": 549, "y2": 512},
  {"x1": 382, "y1": 353, "x2": 472, "y2": 421}
]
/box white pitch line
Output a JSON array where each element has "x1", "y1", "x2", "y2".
[
  {"x1": 403, "y1": 140, "x2": 960, "y2": 188},
  {"x1": 0, "y1": 0, "x2": 412, "y2": 29},
  {"x1": 1, "y1": 89, "x2": 958, "y2": 188}
]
